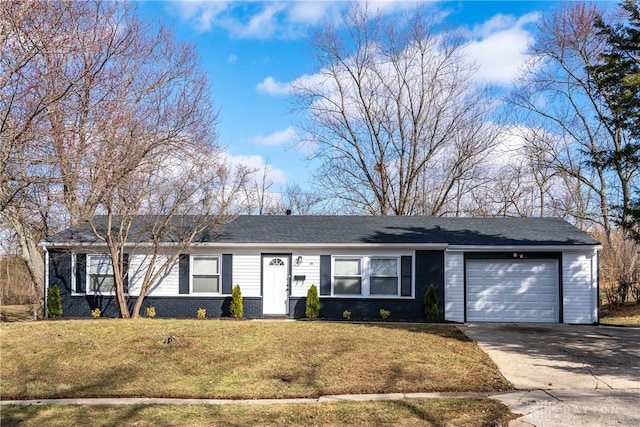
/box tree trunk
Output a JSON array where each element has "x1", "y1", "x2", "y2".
[{"x1": 8, "y1": 216, "x2": 44, "y2": 307}]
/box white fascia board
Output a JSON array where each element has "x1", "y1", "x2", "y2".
[
  {"x1": 40, "y1": 242, "x2": 106, "y2": 249},
  {"x1": 447, "y1": 244, "x2": 602, "y2": 252},
  {"x1": 189, "y1": 242, "x2": 449, "y2": 249},
  {"x1": 41, "y1": 242, "x2": 450, "y2": 250}
]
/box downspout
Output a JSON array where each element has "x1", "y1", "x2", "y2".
[
  {"x1": 595, "y1": 248, "x2": 600, "y2": 325},
  {"x1": 43, "y1": 246, "x2": 49, "y2": 319}
]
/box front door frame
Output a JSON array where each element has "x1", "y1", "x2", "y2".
[{"x1": 261, "y1": 253, "x2": 291, "y2": 316}]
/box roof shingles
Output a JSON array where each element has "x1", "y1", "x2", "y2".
[{"x1": 45, "y1": 216, "x2": 600, "y2": 247}]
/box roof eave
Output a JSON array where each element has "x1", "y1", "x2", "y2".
[
  {"x1": 40, "y1": 241, "x2": 451, "y2": 249},
  {"x1": 447, "y1": 244, "x2": 602, "y2": 252}
]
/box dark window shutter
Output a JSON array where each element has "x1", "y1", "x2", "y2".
[
  {"x1": 222, "y1": 254, "x2": 233, "y2": 294},
  {"x1": 401, "y1": 256, "x2": 412, "y2": 297},
  {"x1": 123, "y1": 253, "x2": 129, "y2": 294},
  {"x1": 76, "y1": 253, "x2": 86, "y2": 293},
  {"x1": 179, "y1": 254, "x2": 190, "y2": 294},
  {"x1": 48, "y1": 250, "x2": 73, "y2": 293},
  {"x1": 320, "y1": 255, "x2": 331, "y2": 296}
]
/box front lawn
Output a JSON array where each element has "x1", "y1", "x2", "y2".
[
  {"x1": 1, "y1": 399, "x2": 516, "y2": 427},
  {"x1": 0, "y1": 320, "x2": 511, "y2": 400}
]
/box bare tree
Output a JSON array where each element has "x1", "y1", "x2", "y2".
[
  {"x1": 1, "y1": 1, "x2": 78, "y2": 296},
  {"x1": 86, "y1": 148, "x2": 246, "y2": 318},
  {"x1": 239, "y1": 162, "x2": 284, "y2": 215},
  {"x1": 509, "y1": 2, "x2": 639, "y2": 244},
  {"x1": 1, "y1": 1, "x2": 223, "y2": 309},
  {"x1": 291, "y1": 3, "x2": 498, "y2": 215},
  {"x1": 282, "y1": 182, "x2": 325, "y2": 215}
]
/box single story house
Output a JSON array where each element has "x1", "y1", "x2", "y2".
[{"x1": 41, "y1": 215, "x2": 601, "y2": 323}]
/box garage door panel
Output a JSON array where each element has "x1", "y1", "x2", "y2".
[{"x1": 466, "y1": 259, "x2": 559, "y2": 322}]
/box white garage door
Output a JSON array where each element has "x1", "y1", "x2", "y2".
[{"x1": 466, "y1": 259, "x2": 559, "y2": 322}]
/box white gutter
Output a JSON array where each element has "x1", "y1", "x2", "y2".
[
  {"x1": 43, "y1": 246, "x2": 49, "y2": 318},
  {"x1": 41, "y1": 241, "x2": 450, "y2": 250},
  {"x1": 447, "y1": 244, "x2": 602, "y2": 252},
  {"x1": 41, "y1": 241, "x2": 602, "y2": 251}
]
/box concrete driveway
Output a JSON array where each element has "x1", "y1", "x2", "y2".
[{"x1": 459, "y1": 323, "x2": 640, "y2": 427}]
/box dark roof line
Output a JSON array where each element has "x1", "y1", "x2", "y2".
[{"x1": 43, "y1": 215, "x2": 601, "y2": 247}]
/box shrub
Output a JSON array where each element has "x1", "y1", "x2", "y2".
[
  {"x1": 379, "y1": 308, "x2": 390, "y2": 320},
  {"x1": 632, "y1": 282, "x2": 640, "y2": 304},
  {"x1": 424, "y1": 284, "x2": 439, "y2": 321},
  {"x1": 343, "y1": 310, "x2": 351, "y2": 320},
  {"x1": 91, "y1": 308, "x2": 101, "y2": 319},
  {"x1": 46, "y1": 285, "x2": 62, "y2": 318},
  {"x1": 230, "y1": 284, "x2": 243, "y2": 318},
  {"x1": 196, "y1": 308, "x2": 206, "y2": 319},
  {"x1": 145, "y1": 306, "x2": 156, "y2": 318},
  {"x1": 305, "y1": 284, "x2": 320, "y2": 319},
  {"x1": 596, "y1": 228, "x2": 639, "y2": 307}
]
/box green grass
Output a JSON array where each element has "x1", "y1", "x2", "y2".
[
  {"x1": 0, "y1": 399, "x2": 516, "y2": 427},
  {"x1": 0, "y1": 319, "x2": 511, "y2": 400},
  {"x1": 600, "y1": 301, "x2": 640, "y2": 325}
]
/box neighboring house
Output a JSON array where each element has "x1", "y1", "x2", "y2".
[{"x1": 41, "y1": 215, "x2": 601, "y2": 323}]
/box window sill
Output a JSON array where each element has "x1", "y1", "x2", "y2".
[
  {"x1": 326, "y1": 295, "x2": 414, "y2": 299},
  {"x1": 71, "y1": 292, "x2": 130, "y2": 297}
]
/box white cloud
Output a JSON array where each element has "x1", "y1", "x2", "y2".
[
  {"x1": 463, "y1": 12, "x2": 540, "y2": 86},
  {"x1": 173, "y1": 0, "x2": 308, "y2": 39},
  {"x1": 174, "y1": 1, "x2": 231, "y2": 33},
  {"x1": 288, "y1": 1, "x2": 342, "y2": 25},
  {"x1": 224, "y1": 153, "x2": 288, "y2": 184},
  {"x1": 171, "y1": 0, "x2": 438, "y2": 40},
  {"x1": 237, "y1": 3, "x2": 287, "y2": 39},
  {"x1": 256, "y1": 76, "x2": 291, "y2": 95},
  {"x1": 491, "y1": 126, "x2": 527, "y2": 167},
  {"x1": 252, "y1": 127, "x2": 297, "y2": 147}
]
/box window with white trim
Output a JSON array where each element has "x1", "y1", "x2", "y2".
[
  {"x1": 192, "y1": 256, "x2": 220, "y2": 293},
  {"x1": 88, "y1": 255, "x2": 115, "y2": 294},
  {"x1": 332, "y1": 256, "x2": 401, "y2": 297},
  {"x1": 334, "y1": 258, "x2": 362, "y2": 295},
  {"x1": 370, "y1": 258, "x2": 399, "y2": 295}
]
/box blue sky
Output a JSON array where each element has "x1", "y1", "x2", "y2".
[{"x1": 138, "y1": 1, "x2": 563, "y2": 193}]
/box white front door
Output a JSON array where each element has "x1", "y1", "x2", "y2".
[{"x1": 263, "y1": 256, "x2": 289, "y2": 315}]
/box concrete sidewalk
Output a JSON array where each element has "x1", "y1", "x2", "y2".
[
  {"x1": 0, "y1": 391, "x2": 498, "y2": 406},
  {"x1": 493, "y1": 389, "x2": 640, "y2": 427},
  {"x1": 5, "y1": 389, "x2": 640, "y2": 427}
]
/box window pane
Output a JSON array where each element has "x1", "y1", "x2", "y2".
[
  {"x1": 193, "y1": 276, "x2": 219, "y2": 293},
  {"x1": 371, "y1": 258, "x2": 397, "y2": 276},
  {"x1": 334, "y1": 278, "x2": 362, "y2": 295},
  {"x1": 193, "y1": 257, "x2": 219, "y2": 275},
  {"x1": 91, "y1": 275, "x2": 115, "y2": 293},
  {"x1": 370, "y1": 277, "x2": 398, "y2": 295},
  {"x1": 90, "y1": 256, "x2": 113, "y2": 275},
  {"x1": 334, "y1": 259, "x2": 361, "y2": 276}
]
